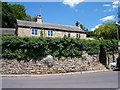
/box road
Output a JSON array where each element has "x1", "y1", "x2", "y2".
[{"x1": 2, "y1": 71, "x2": 119, "y2": 88}]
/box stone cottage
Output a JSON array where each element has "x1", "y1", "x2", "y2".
[{"x1": 16, "y1": 15, "x2": 86, "y2": 39}]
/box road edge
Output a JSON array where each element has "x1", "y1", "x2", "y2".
[{"x1": 1, "y1": 69, "x2": 110, "y2": 77}]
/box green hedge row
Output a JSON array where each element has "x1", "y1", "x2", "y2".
[{"x1": 1, "y1": 36, "x2": 118, "y2": 60}]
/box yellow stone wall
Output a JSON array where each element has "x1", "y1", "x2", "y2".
[
  {"x1": 17, "y1": 27, "x2": 86, "y2": 39},
  {"x1": 18, "y1": 27, "x2": 44, "y2": 37}
]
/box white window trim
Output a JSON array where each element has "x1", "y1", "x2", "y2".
[
  {"x1": 48, "y1": 30, "x2": 53, "y2": 37},
  {"x1": 76, "y1": 33, "x2": 80, "y2": 38},
  {"x1": 32, "y1": 29, "x2": 38, "y2": 36}
]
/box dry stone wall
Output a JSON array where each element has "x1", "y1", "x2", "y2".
[{"x1": 1, "y1": 55, "x2": 107, "y2": 74}]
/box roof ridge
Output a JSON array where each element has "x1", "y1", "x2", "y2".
[
  {"x1": 17, "y1": 19, "x2": 78, "y2": 28},
  {"x1": 17, "y1": 19, "x2": 85, "y2": 33}
]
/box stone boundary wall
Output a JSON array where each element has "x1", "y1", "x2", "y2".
[{"x1": 0, "y1": 55, "x2": 109, "y2": 75}]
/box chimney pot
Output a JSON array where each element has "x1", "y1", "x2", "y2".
[
  {"x1": 36, "y1": 15, "x2": 42, "y2": 23},
  {"x1": 76, "y1": 21, "x2": 80, "y2": 28}
]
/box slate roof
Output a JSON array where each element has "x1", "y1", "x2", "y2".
[
  {"x1": 0, "y1": 28, "x2": 16, "y2": 35},
  {"x1": 17, "y1": 20, "x2": 85, "y2": 33}
]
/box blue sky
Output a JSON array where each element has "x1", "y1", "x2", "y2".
[{"x1": 9, "y1": 1, "x2": 118, "y2": 31}]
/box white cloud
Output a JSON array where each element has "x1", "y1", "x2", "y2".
[
  {"x1": 63, "y1": 0, "x2": 84, "y2": 8},
  {"x1": 112, "y1": 0, "x2": 119, "y2": 8},
  {"x1": 112, "y1": 5, "x2": 118, "y2": 8},
  {"x1": 100, "y1": 15, "x2": 115, "y2": 22},
  {"x1": 103, "y1": 4, "x2": 111, "y2": 7},
  {"x1": 113, "y1": 0, "x2": 119, "y2": 4},
  {"x1": 91, "y1": 24, "x2": 101, "y2": 31}
]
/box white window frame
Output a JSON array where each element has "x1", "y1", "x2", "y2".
[
  {"x1": 32, "y1": 29, "x2": 38, "y2": 36},
  {"x1": 76, "y1": 33, "x2": 80, "y2": 38},
  {"x1": 48, "y1": 30, "x2": 53, "y2": 36}
]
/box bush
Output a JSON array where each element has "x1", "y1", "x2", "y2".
[{"x1": 1, "y1": 36, "x2": 118, "y2": 60}]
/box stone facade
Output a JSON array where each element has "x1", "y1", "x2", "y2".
[
  {"x1": 16, "y1": 15, "x2": 86, "y2": 39},
  {"x1": 17, "y1": 27, "x2": 43, "y2": 37},
  {"x1": 1, "y1": 55, "x2": 107, "y2": 75},
  {"x1": 18, "y1": 27, "x2": 86, "y2": 39}
]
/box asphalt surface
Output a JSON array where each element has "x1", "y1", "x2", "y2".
[{"x1": 2, "y1": 71, "x2": 119, "y2": 88}]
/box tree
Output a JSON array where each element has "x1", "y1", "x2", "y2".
[
  {"x1": 86, "y1": 31, "x2": 95, "y2": 37},
  {"x1": 80, "y1": 24, "x2": 88, "y2": 31},
  {"x1": 94, "y1": 22, "x2": 117, "y2": 39},
  {"x1": 2, "y1": 2, "x2": 27, "y2": 28},
  {"x1": 80, "y1": 24, "x2": 95, "y2": 38}
]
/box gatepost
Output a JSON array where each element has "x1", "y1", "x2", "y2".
[{"x1": 116, "y1": 1, "x2": 120, "y2": 69}]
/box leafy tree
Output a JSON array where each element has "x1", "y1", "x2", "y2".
[
  {"x1": 80, "y1": 24, "x2": 88, "y2": 31},
  {"x1": 2, "y1": 2, "x2": 27, "y2": 28},
  {"x1": 24, "y1": 15, "x2": 36, "y2": 21},
  {"x1": 86, "y1": 31, "x2": 95, "y2": 37},
  {"x1": 94, "y1": 22, "x2": 117, "y2": 39},
  {"x1": 80, "y1": 24, "x2": 95, "y2": 38}
]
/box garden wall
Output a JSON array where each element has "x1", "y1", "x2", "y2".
[
  {"x1": 1, "y1": 36, "x2": 119, "y2": 74},
  {"x1": 1, "y1": 55, "x2": 107, "y2": 74}
]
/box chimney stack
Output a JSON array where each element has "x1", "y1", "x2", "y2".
[
  {"x1": 36, "y1": 15, "x2": 42, "y2": 23},
  {"x1": 76, "y1": 21, "x2": 80, "y2": 29}
]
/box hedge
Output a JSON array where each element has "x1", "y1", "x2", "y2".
[{"x1": 1, "y1": 36, "x2": 118, "y2": 60}]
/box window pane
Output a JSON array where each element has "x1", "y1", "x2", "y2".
[
  {"x1": 32, "y1": 29, "x2": 34, "y2": 35},
  {"x1": 76, "y1": 34, "x2": 78, "y2": 38},
  {"x1": 48, "y1": 30, "x2": 50, "y2": 36},
  {"x1": 79, "y1": 34, "x2": 80, "y2": 38},
  {"x1": 35, "y1": 29, "x2": 38, "y2": 35},
  {"x1": 68, "y1": 33, "x2": 70, "y2": 37},
  {"x1": 51, "y1": 30, "x2": 53, "y2": 36},
  {"x1": 48, "y1": 30, "x2": 53, "y2": 36}
]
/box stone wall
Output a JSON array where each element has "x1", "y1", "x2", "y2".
[
  {"x1": 18, "y1": 27, "x2": 43, "y2": 37},
  {"x1": 41, "y1": 30, "x2": 86, "y2": 39},
  {"x1": 18, "y1": 27, "x2": 86, "y2": 39},
  {"x1": 1, "y1": 55, "x2": 107, "y2": 75}
]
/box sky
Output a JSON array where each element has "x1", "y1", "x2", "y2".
[{"x1": 9, "y1": 0, "x2": 119, "y2": 31}]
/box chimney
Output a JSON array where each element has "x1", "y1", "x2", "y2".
[
  {"x1": 76, "y1": 21, "x2": 80, "y2": 29},
  {"x1": 36, "y1": 15, "x2": 42, "y2": 23}
]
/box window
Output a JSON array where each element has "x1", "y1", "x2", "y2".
[
  {"x1": 48, "y1": 30, "x2": 53, "y2": 36},
  {"x1": 32, "y1": 29, "x2": 38, "y2": 35},
  {"x1": 76, "y1": 33, "x2": 80, "y2": 38},
  {"x1": 68, "y1": 33, "x2": 70, "y2": 37}
]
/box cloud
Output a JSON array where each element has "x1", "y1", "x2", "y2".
[
  {"x1": 103, "y1": 4, "x2": 111, "y2": 7},
  {"x1": 63, "y1": 0, "x2": 84, "y2": 8},
  {"x1": 112, "y1": 0, "x2": 119, "y2": 8},
  {"x1": 113, "y1": 0, "x2": 119, "y2": 4},
  {"x1": 100, "y1": 15, "x2": 115, "y2": 22},
  {"x1": 91, "y1": 24, "x2": 101, "y2": 31}
]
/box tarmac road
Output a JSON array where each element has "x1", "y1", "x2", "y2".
[{"x1": 2, "y1": 71, "x2": 119, "y2": 88}]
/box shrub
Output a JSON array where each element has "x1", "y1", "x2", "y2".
[{"x1": 1, "y1": 36, "x2": 118, "y2": 60}]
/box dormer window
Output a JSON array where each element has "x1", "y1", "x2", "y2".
[{"x1": 32, "y1": 29, "x2": 38, "y2": 35}]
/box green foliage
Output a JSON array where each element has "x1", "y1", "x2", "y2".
[
  {"x1": 2, "y1": 36, "x2": 118, "y2": 60},
  {"x1": 2, "y1": 2, "x2": 28, "y2": 28},
  {"x1": 86, "y1": 31, "x2": 95, "y2": 37},
  {"x1": 40, "y1": 30, "x2": 43, "y2": 38},
  {"x1": 94, "y1": 22, "x2": 117, "y2": 39},
  {"x1": 80, "y1": 24, "x2": 88, "y2": 31}
]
